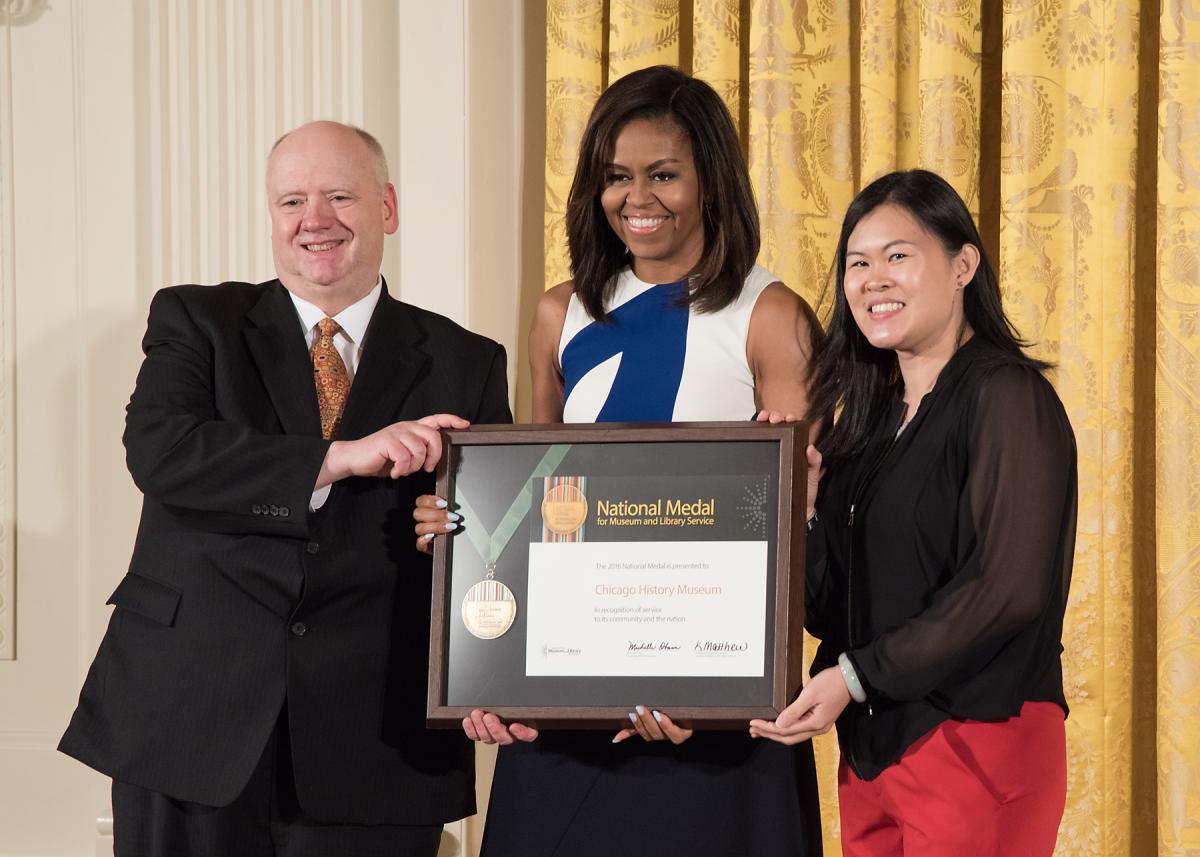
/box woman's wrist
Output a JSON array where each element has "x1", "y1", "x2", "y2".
[{"x1": 837, "y1": 652, "x2": 868, "y2": 703}]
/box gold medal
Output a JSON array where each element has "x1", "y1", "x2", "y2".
[
  {"x1": 541, "y1": 482, "x2": 588, "y2": 536},
  {"x1": 461, "y1": 575, "x2": 517, "y2": 640}
]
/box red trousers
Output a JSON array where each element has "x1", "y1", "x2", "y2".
[{"x1": 838, "y1": 701, "x2": 1066, "y2": 857}]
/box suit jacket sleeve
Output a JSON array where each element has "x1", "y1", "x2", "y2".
[{"x1": 123, "y1": 287, "x2": 329, "y2": 537}]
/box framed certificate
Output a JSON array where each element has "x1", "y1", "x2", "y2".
[{"x1": 427, "y1": 422, "x2": 807, "y2": 729}]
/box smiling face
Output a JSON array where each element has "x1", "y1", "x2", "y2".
[
  {"x1": 600, "y1": 117, "x2": 705, "y2": 284},
  {"x1": 843, "y1": 202, "x2": 979, "y2": 361},
  {"x1": 267, "y1": 121, "x2": 398, "y2": 315}
]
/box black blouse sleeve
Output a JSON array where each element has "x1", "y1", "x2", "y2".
[
  {"x1": 804, "y1": 516, "x2": 836, "y2": 641},
  {"x1": 849, "y1": 365, "x2": 1076, "y2": 702}
]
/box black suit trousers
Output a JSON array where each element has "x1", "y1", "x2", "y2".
[{"x1": 112, "y1": 708, "x2": 443, "y2": 857}]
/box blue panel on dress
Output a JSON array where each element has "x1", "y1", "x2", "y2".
[{"x1": 561, "y1": 281, "x2": 689, "y2": 423}]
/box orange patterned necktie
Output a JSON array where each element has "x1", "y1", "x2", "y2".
[{"x1": 312, "y1": 318, "x2": 350, "y2": 440}]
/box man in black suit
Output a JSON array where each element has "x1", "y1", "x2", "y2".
[{"x1": 59, "y1": 121, "x2": 511, "y2": 856}]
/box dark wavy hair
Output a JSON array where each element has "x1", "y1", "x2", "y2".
[
  {"x1": 812, "y1": 169, "x2": 1047, "y2": 465},
  {"x1": 566, "y1": 65, "x2": 759, "y2": 322}
]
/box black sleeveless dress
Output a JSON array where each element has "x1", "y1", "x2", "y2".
[
  {"x1": 480, "y1": 276, "x2": 822, "y2": 856},
  {"x1": 482, "y1": 732, "x2": 821, "y2": 856}
]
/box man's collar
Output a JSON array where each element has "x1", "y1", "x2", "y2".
[{"x1": 287, "y1": 276, "x2": 383, "y2": 344}]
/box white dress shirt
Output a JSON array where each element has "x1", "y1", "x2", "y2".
[{"x1": 289, "y1": 278, "x2": 383, "y2": 509}]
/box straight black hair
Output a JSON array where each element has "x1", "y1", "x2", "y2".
[
  {"x1": 812, "y1": 169, "x2": 1048, "y2": 465},
  {"x1": 566, "y1": 65, "x2": 759, "y2": 322}
]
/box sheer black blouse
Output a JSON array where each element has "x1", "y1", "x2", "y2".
[{"x1": 805, "y1": 337, "x2": 1077, "y2": 780}]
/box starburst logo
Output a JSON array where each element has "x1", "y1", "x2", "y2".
[{"x1": 736, "y1": 477, "x2": 769, "y2": 538}]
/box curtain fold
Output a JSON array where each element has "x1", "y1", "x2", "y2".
[
  {"x1": 1156, "y1": 4, "x2": 1200, "y2": 854},
  {"x1": 609, "y1": 0, "x2": 683, "y2": 77},
  {"x1": 691, "y1": 0, "x2": 741, "y2": 121},
  {"x1": 544, "y1": 1, "x2": 604, "y2": 291},
  {"x1": 541, "y1": 2, "x2": 1200, "y2": 853},
  {"x1": 999, "y1": 1, "x2": 1142, "y2": 852}
]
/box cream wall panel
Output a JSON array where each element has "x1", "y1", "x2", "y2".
[
  {"x1": 1, "y1": 1, "x2": 143, "y2": 852},
  {"x1": 0, "y1": 0, "x2": 18, "y2": 662},
  {"x1": 0, "y1": 1, "x2": 523, "y2": 854},
  {"x1": 397, "y1": 0, "x2": 466, "y2": 321},
  {"x1": 467, "y1": 0, "x2": 523, "y2": 399}
]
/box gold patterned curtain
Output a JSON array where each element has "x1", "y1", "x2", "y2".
[{"x1": 541, "y1": 2, "x2": 1200, "y2": 854}]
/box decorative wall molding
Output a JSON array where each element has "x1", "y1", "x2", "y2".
[
  {"x1": 133, "y1": 0, "x2": 373, "y2": 296},
  {"x1": 0, "y1": 1, "x2": 16, "y2": 661},
  {"x1": 127, "y1": 0, "x2": 480, "y2": 340},
  {"x1": 0, "y1": 0, "x2": 50, "y2": 27}
]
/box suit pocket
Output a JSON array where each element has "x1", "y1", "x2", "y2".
[{"x1": 107, "y1": 571, "x2": 182, "y2": 627}]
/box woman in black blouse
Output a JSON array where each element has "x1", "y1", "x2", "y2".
[{"x1": 751, "y1": 170, "x2": 1076, "y2": 856}]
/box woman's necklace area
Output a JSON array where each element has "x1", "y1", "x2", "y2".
[
  {"x1": 897, "y1": 330, "x2": 971, "y2": 438},
  {"x1": 896, "y1": 375, "x2": 939, "y2": 438}
]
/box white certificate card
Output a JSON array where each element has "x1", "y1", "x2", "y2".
[{"x1": 525, "y1": 540, "x2": 768, "y2": 677}]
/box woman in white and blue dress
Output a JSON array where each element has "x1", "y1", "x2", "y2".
[{"x1": 416, "y1": 66, "x2": 823, "y2": 856}]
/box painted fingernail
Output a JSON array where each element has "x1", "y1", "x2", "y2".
[
  {"x1": 628, "y1": 713, "x2": 638, "y2": 723},
  {"x1": 444, "y1": 522, "x2": 458, "y2": 531},
  {"x1": 446, "y1": 512, "x2": 461, "y2": 522},
  {"x1": 635, "y1": 705, "x2": 646, "y2": 716},
  {"x1": 652, "y1": 710, "x2": 662, "y2": 723},
  {"x1": 422, "y1": 533, "x2": 435, "y2": 541},
  {"x1": 435, "y1": 498, "x2": 448, "y2": 508}
]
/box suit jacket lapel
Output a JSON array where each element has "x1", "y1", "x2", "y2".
[
  {"x1": 338, "y1": 282, "x2": 429, "y2": 439},
  {"x1": 244, "y1": 280, "x2": 323, "y2": 437}
]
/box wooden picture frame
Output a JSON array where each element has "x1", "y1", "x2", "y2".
[{"x1": 427, "y1": 421, "x2": 807, "y2": 729}]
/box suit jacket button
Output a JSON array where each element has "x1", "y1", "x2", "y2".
[
  {"x1": 291, "y1": 622, "x2": 307, "y2": 637},
  {"x1": 280, "y1": 506, "x2": 290, "y2": 518},
  {"x1": 269, "y1": 505, "x2": 279, "y2": 516},
  {"x1": 306, "y1": 542, "x2": 320, "y2": 555},
  {"x1": 252, "y1": 504, "x2": 262, "y2": 514}
]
